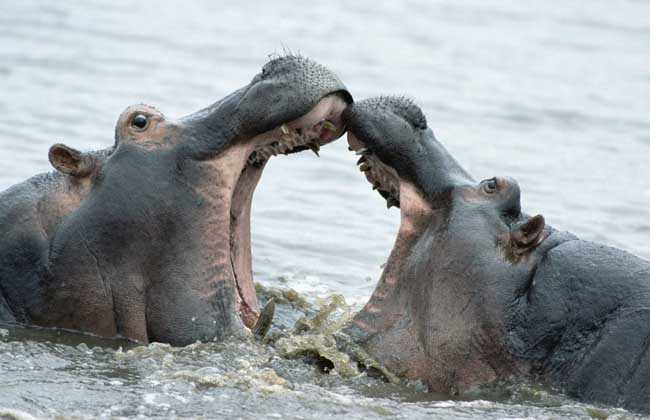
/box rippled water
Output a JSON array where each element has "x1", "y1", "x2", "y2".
[{"x1": 1, "y1": 0, "x2": 649, "y2": 418}]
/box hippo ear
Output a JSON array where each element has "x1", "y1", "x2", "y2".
[
  {"x1": 511, "y1": 214, "x2": 546, "y2": 253},
  {"x1": 49, "y1": 144, "x2": 92, "y2": 177}
]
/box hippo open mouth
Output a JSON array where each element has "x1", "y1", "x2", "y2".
[
  {"x1": 145, "y1": 55, "x2": 352, "y2": 337},
  {"x1": 341, "y1": 98, "x2": 440, "y2": 344},
  {"x1": 340, "y1": 97, "x2": 477, "y2": 377},
  {"x1": 225, "y1": 93, "x2": 348, "y2": 329}
]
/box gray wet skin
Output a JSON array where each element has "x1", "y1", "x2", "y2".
[
  {"x1": 0, "y1": 56, "x2": 351, "y2": 346},
  {"x1": 342, "y1": 96, "x2": 650, "y2": 413}
]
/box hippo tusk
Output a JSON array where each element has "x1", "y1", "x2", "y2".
[
  {"x1": 253, "y1": 298, "x2": 276, "y2": 339},
  {"x1": 308, "y1": 141, "x2": 320, "y2": 157}
]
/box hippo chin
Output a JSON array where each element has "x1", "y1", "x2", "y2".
[
  {"x1": 342, "y1": 97, "x2": 650, "y2": 412},
  {"x1": 0, "y1": 55, "x2": 351, "y2": 346}
]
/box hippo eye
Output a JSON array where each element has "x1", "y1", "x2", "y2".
[
  {"x1": 483, "y1": 177, "x2": 498, "y2": 194},
  {"x1": 130, "y1": 114, "x2": 149, "y2": 131}
]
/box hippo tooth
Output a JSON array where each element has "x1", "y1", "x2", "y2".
[
  {"x1": 280, "y1": 124, "x2": 290, "y2": 135},
  {"x1": 280, "y1": 134, "x2": 292, "y2": 144},
  {"x1": 285, "y1": 136, "x2": 297, "y2": 147},
  {"x1": 357, "y1": 156, "x2": 366, "y2": 165},
  {"x1": 356, "y1": 148, "x2": 368, "y2": 156},
  {"x1": 360, "y1": 163, "x2": 371, "y2": 172},
  {"x1": 321, "y1": 120, "x2": 337, "y2": 132},
  {"x1": 281, "y1": 142, "x2": 293, "y2": 152},
  {"x1": 308, "y1": 141, "x2": 320, "y2": 157},
  {"x1": 253, "y1": 298, "x2": 275, "y2": 339}
]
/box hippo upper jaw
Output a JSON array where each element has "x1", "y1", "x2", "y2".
[{"x1": 342, "y1": 97, "x2": 472, "y2": 206}]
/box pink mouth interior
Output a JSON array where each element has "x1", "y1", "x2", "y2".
[{"x1": 228, "y1": 93, "x2": 349, "y2": 329}]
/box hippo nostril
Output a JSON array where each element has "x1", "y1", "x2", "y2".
[{"x1": 131, "y1": 114, "x2": 149, "y2": 131}]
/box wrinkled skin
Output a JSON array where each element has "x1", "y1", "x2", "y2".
[
  {"x1": 342, "y1": 96, "x2": 650, "y2": 413},
  {"x1": 0, "y1": 56, "x2": 351, "y2": 345}
]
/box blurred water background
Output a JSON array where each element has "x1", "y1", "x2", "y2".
[{"x1": 0, "y1": 1, "x2": 649, "y2": 418}]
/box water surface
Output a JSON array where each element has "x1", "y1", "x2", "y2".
[{"x1": 0, "y1": 1, "x2": 649, "y2": 418}]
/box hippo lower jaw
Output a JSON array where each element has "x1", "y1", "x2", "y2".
[{"x1": 222, "y1": 93, "x2": 348, "y2": 329}]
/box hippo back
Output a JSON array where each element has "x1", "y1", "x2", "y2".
[
  {"x1": 513, "y1": 238, "x2": 650, "y2": 411},
  {"x1": 0, "y1": 172, "x2": 60, "y2": 322},
  {"x1": 0, "y1": 147, "x2": 112, "y2": 324},
  {"x1": 0, "y1": 170, "x2": 94, "y2": 323}
]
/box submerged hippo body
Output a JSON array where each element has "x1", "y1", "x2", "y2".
[
  {"x1": 342, "y1": 97, "x2": 650, "y2": 412},
  {"x1": 0, "y1": 56, "x2": 351, "y2": 345},
  {"x1": 0, "y1": 146, "x2": 113, "y2": 323}
]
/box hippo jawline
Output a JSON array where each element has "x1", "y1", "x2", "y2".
[{"x1": 225, "y1": 93, "x2": 348, "y2": 329}]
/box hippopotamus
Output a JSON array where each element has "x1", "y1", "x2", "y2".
[
  {"x1": 0, "y1": 55, "x2": 351, "y2": 345},
  {"x1": 341, "y1": 96, "x2": 650, "y2": 412}
]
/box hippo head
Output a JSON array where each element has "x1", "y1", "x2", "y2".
[
  {"x1": 41, "y1": 56, "x2": 351, "y2": 345},
  {"x1": 342, "y1": 97, "x2": 552, "y2": 393}
]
